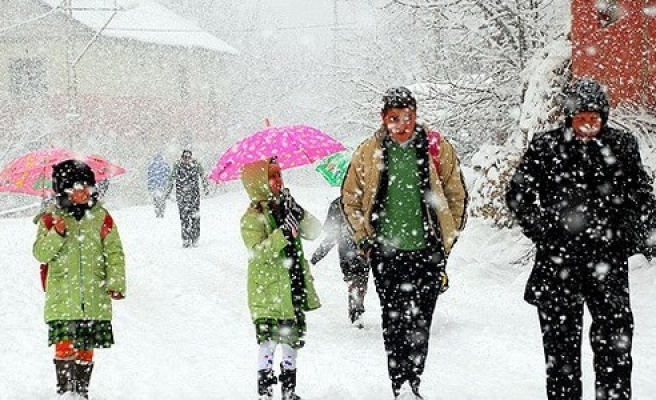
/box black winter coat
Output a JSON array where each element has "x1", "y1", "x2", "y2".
[
  {"x1": 166, "y1": 159, "x2": 207, "y2": 207},
  {"x1": 311, "y1": 198, "x2": 365, "y2": 278},
  {"x1": 507, "y1": 126, "x2": 656, "y2": 305}
]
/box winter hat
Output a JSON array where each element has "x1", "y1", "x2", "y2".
[
  {"x1": 52, "y1": 159, "x2": 96, "y2": 195},
  {"x1": 562, "y1": 78, "x2": 610, "y2": 125},
  {"x1": 381, "y1": 86, "x2": 417, "y2": 112},
  {"x1": 182, "y1": 149, "x2": 192, "y2": 158}
]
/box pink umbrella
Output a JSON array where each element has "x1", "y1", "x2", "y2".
[
  {"x1": 0, "y1": 148, "x2": 127, "y2": 196},
  {"x1": 209, "y1": 124, "x2": 346, "y2": 183}
]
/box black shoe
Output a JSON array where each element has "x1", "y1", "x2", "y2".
[
  {"x1": 409, "y1": 375, "x2": 423, "y2": 399},
  {"x1": 257, "y1": 369, "x2": 277, "y2": 398},
  {"x1": 280, "y1": 364, "x2": 301, "y2": 400},
  {"x1": 54, "y1": 359, "x2": 76, "y2": 395},
  {"x1": 75, "y1": 361, "x2": 94, "y2": 399}
]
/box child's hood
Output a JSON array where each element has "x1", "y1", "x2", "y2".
[{"x1": 240, "y1": 159, "x2": 273, "y2": 203}]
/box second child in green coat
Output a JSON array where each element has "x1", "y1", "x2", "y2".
[{"x1": 240, "y1": 158, "x2": 321, "y2": 400}]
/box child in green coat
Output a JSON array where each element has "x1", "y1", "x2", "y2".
[
  {"x1": 33, "y1": 160, "x2": 126, "y2": 399},
  {"x1": 240, "y1": 158, "x2": 321, "y2": 400}
]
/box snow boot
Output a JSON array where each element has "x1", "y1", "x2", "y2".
[
  {"x1": 409, "y1": 377, "x2": 424, "y2": 400},
  {"x1": 395, "y1": 382, "x2": 423, "y2": 400},
  {"x1": 257, "y1": 369, "x2": 277, "y2": 399},
  {"x1": 54, "y1": 359, "x2": 76, "y2": 395},
  {"x1": 279, "y1": 365, "x2": 301, "y2": 400},
  {"x1": 75, "y1": 361, "x2": 94, "y2": 399}
]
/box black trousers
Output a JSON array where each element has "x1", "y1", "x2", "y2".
[
  {"x1": 341, "y1": 257, "x2": 370, "y2": 321},
  {"x1": 536, "y1": 256, "x2": 633, "y2": 400},
  {"x1": 371, "y1": 247, "x2": 443, "y2": 394},
  {"x1": 177, "y1": 201, "x2": 200, "y2": 243}
]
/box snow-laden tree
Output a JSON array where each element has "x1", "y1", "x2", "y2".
[
  {"x1": 326, "y1": 0, "x2": 569, "y2": 158},
  {"x1": 387, "y1": 0, "x2": 568, "y2": 149}
]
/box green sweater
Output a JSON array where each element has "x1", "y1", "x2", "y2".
[{"x1": 379, "y1": 140, "x2": 427, "y2": 250}]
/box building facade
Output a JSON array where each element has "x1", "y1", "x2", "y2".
[{"x1": 571, "y1": 0, "x2": 655, "y2": 109}]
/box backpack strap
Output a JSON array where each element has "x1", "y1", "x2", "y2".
[
  {"x1": 427, "y1": 130, "x2": 441, "y2": 176},
  {"x1": 41, "y1": 212, "x2": 113, "y2": 240},
  {"x1": 101, "y1": 213, "x2": 114, "y2": 240}
]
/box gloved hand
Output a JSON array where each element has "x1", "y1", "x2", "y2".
[
  {"x1": 358, "y1": 237, "x2": 375, "y2": 259},
  {"x1": 53, "y1": 217, "x2": 67, "y2": 236},
  {"x1": 310, "y1": 252, "x2": 320, "y2": 265},
  {"x1": 280, "y1": 214, "x2": 299, "y2": 240},
  {"x1": 282, "y1": 189, "x2": 305, "y2": 222},
  {"x1": 439, "y1": 271, "x2": 449, "y2": 294},
  {"x1": 107, "y1": 290, "x2": 125, "y2": 300}
]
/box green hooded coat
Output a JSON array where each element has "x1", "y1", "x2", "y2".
[
  {"x1": 240, "y1": 160, "x2": 322, "y2": 323},
  {"x1": 33, "y1": 204, "x2": 126, "y2": 322}
]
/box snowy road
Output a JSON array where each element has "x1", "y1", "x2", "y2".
[{"x1": 1, "y1": 187, "x2": 654, "y2": 399}]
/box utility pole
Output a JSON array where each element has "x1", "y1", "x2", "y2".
[{"x1": 62, "y1": 0, "x2": 125, "y2": 148}]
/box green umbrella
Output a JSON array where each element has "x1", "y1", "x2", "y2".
[{"x1": 315, "y1": 149, "x2": 352, "y2": 187}]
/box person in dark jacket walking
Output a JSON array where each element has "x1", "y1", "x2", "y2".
[
  {"x1": 342, "y1": 87, "x2": 468, "y2": 399},
  {"x1": 147, "y1": 153, "x2": 171, "y2": 218},
  {"x1": 165, "y1": 149, "x2": 209, "y2": 248},
  {"x1": 310, "y1": 197, "x2": 370, "y2": 328},
  {"x1": 506, "y1": 78, "x2": 656, "y2": 400},
  {"x1": 33, "y1": 160, "x2": 126, "y2": 399}
]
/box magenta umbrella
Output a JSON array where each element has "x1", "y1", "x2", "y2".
[
  {"x1": 0, "y1": 148, "x2": 127, "y2": 196},
  {"x1": 209, "y1": 124, "x2": 346, "y2": 183}
]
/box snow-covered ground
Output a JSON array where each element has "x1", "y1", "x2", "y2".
[{"x1": 0, "y1": 184, "x2": 654, "y2": 400}]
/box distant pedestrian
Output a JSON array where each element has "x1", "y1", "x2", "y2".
[
  {"x1": 506, "y1": 78, "x2": 656, "y2": 400},
  {"x1": 240, "y1": 158, "x2": 322, "y2": 400},
  {"x1": 147, "y1": 153, "x2": 171, "y2": 218},
  {"x1": 310, "y1": 197, "x2": 370, "y2": 328},
  {"x1": 33, "y1": 160, "x2": 126, "y2": 399},
  {"x1": 165, "y1": 149, "x2": 209, "y2": 248}
]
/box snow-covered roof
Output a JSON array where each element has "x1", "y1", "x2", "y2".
[{"x1": 40, "y1": 0, "x2": 237, "y2": 54}]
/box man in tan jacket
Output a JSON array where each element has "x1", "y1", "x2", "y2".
[{"x1": 341, "y1": 86, "x2": 467, "y2": 399}]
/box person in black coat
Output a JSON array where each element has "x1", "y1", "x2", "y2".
[
  {"x1": 165, "y1": 150, "x2": 209, "y2": 248},
  {"x1": 506, "y1": 78, "x2": 656, "y2": 400},
  {"x1": 310, "y1": 197, "x2": 370, "y2": 327}
]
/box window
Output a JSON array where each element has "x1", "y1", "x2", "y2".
[
  {"x1": 9, "y1": 58, "x2": 47, "y2": 97},
  {"x1": 596, "y1": 0, "x2": 621, "y2": 28}
]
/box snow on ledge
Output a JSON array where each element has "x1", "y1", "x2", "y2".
[{"x1": 41, "y1": 0, "x2": 238, "y2": 54}]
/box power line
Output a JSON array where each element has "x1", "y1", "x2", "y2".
[{"x1": 0, "y1": 0, "x2": 65, "y2": 34}]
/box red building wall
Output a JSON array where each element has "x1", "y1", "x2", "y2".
[
  {"x1": 571, "y1": 0, "x2": 655, "y2": 110},
  {"x1": 647, "y1": 0, "x2": 656, "y2": 107}
]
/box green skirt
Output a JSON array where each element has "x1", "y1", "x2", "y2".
[
  {"x1": 48, "y1": 320, "x2": 114, "y2": 349},
  {"x1": 254, "y1": 318, "x2": 306, "y2": 349}
]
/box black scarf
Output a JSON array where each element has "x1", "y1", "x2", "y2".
[{"x1": 270, "y1": 199, "x2": 308, "y2": 324}]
